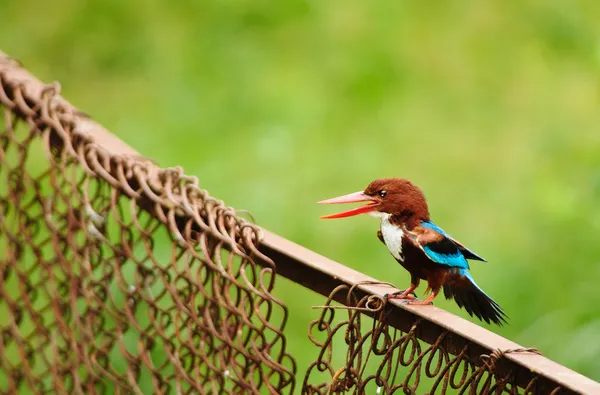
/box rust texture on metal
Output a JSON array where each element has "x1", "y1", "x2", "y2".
[
  {"x1": 261, "y1": 231, "x2": 600, "y2": 395},
  {"x1": 0, "y1": 51, "x2": 295, "y2": 394},
  {"x1": 1, "y1": 49, "x2": 600, "y2": 394}
]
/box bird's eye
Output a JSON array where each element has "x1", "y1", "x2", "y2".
[{"x1": 378, "y1": 190, "x2": 387, "y2": 198}]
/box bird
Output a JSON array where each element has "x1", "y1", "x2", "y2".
[{"x1": 318, "y1": 178, "x2": 507, "y2": 326}]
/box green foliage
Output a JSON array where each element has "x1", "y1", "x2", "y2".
[{"x1": 2, "y1": 0, "x2": 600, "y2": 383}]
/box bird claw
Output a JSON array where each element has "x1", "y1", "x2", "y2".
[{"x1": 384, "y1": 290, "x2": 416, "y2": 300}]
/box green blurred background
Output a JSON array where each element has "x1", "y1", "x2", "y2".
[{"x1": 2, "y1": 0, "x2": 600, "y2": 384}]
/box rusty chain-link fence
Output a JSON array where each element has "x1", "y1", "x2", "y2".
[
  {"x1": 1, "y1": 50, "x2": 599, "y2": 394},
  {"x1": 303, "y1": 283, "x2": 547, "y2": 393},
  {"x1": 0, "y1": 54, "x2": 295, "y2": 394}
]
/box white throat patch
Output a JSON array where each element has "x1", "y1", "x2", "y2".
[{"x1": 378, "y1": 214, "x2": 405, "y2": 262}]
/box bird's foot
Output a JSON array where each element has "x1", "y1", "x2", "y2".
[
  {"x1": 385, "y1": 290, "x2": 416, "y2": 300},
  {"x1": 407, "y1": 293, "x2": 437, "y2": 305}
]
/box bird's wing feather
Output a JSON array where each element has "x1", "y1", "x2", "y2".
[
  {"x1": 420, "y1": 221, "x2": 486, "y2": 262},
  {"x1": 447, "y1": 238, "x2": 487, "y2": 262},
  {"x1": 404, "y1": 221, "x2": 482, "y2": 269}
]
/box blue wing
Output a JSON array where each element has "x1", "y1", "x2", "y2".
[
  {"x1": 410, "y1": 221, "x2": 486, "y2": 269},
  {"x1": 421, "y1": 221, "x2": 486, "y2": 262}
]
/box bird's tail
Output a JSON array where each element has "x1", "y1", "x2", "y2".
[{"x1": 443, "y1": 269, "x2": 508, "y2": 326}]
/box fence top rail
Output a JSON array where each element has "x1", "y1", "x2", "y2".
[
  {"x1": 260, "y1": 230, "x2": 600, "y2": 394},
  {"x1": 1, "y1": 49, "x2": 599, "y2": 395}
]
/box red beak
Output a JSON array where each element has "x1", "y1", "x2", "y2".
[{"x1": 317, "y1": 191, "x2": 378, "y2": 219}]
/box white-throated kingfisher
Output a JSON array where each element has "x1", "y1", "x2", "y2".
[{"x1": 318, "y1": 178, "x2": 507, "y2": 326}]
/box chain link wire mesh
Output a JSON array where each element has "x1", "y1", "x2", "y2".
[
  {"x1": 1, "y1": 53, "x2": 599, "y2": 395},
  {"x1": 0, "y1": 59, "x2": 296, "y2": 394},
  {"x1": 301, "y1": 283, "x2": 562, "y2": 395}
]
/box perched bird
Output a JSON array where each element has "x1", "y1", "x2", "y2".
[{"x1": 318, "y1": 178, "x2": 507, "y2": 326}]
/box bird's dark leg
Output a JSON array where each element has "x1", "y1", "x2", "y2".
[{"x1": 408, "y1": 286, "x2": 440, "y2": 305}]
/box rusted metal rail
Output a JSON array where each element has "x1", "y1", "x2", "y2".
[
  {"x1": 260, "y1": 231, "x2": 600, "y2": 394},
  {"x1": 1, "y1": 49, "x2": 599, "y2": 394}
]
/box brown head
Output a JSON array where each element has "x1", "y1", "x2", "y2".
[{"x1": 318, "y1": 178, "x2": 430, "y2": 221}]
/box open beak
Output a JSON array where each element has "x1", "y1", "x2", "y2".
[{"x1": 317, "y1": 191, "x2": 378, "y2": 219}]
